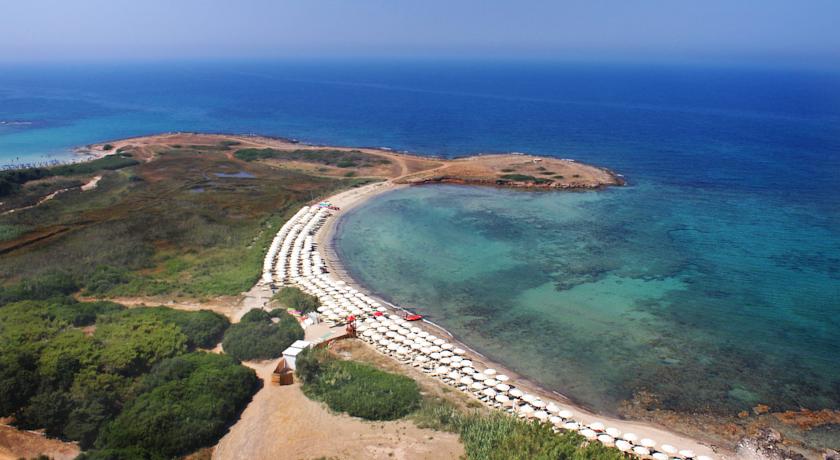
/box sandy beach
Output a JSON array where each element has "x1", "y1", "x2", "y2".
[{"x1": 313, "y1": 180, "x2": 730, "y2": 459}]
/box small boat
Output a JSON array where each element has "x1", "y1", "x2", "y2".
[{"x1": 403, "y1": 312, "x2": 423, "y2": 321}]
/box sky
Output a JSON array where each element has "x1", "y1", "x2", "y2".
[{"x1": 1, "y1": 0, "x2": 839, "y2": 64}]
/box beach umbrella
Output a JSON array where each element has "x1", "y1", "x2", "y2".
[
  {"x1": 483, "y1": 368, "x2": 497, "y2": 376},
  {"x1": 640, "y1": 438, "x2": 657, "y2": 449},
  {"x1": 482, "y1": 388, "x2": 497, "y2": 398},
  {"x1": 579, "y1": 429, "x2": 598, "y2": 440},
  {"x1": 430, "y1": 352, "x2": 441, "y2": 360},
  {"x1": 495, "y1": 394, "x2": 510, "y2": 404},
  {"x1": 606, "y1": 427, "x2": 622, "y2": 438},
  {"x1": 441, "y1": 343, "x2": 453, "y2": 350},
  {"x1": 461, "y1": 360, "x2": 473, "y2": 367},
  {"x1": 414, "y1": 355, "x2": 429, "y2": 363},
  {"x1": 652, "y1": 453, "x2": 669, "y2": 460},
  {"x1": 518, "y1": 405, "x2": 535, "y2": 417},
  {"x1": 509, "y1": 388, "x2": 524, "y2": 398},
  {"x1": 450, "y1": 360, "x2": 463, "y2": 368},
  {"x1": 484, "y1": 378, "x2": 499, "y2": 387},
  {"x1": 495, "y1": 383, "x2": 511, "y2": 392},
  {"x1": 623, "y1": 433, "x2": 638, "y2": 443},
  {"x1": 459, "y1": 376, "x2": 474, "y2": 386},
  {"x1": 546, "y1": 402, "x2": 560, "y2": 414},
  {"x1": 549, "y1": 416, "x2": 562, "y2": 426},
  {"x1": 615, "y1": 440, "x2": 633, "y2": 452},
  {"x1": 495, "y1": 374, "x2": 509, "y2": 382},
  {"x1": 454, "y1": 347, "x2": 466, "y2": 355},
  {"x1": 473, "y1": 373, "x2": 488, "y2": 381},
  {"x1": 678, "y1": 450, "x2": 696, "y2": 459},
  {"x1": 534, "y1": 410, "x2": 549, "y2": 422},
  {"x1": 447, "y1": 371, "x2": 460, "y2": 380},
  {"x1": 563, "y1": 421, "x2": 580, "y2": 431},
  {"x1": 532, "y1": 400, "x2": 546, "y2": 409},
  {"x1": 373, "y1": 311, "x2": 383, "y2": 317},
  {"x1": 633, "y1": 446, "x2": 651, "y2": 456},
  {"x1": 696, "y1": 456, "x2": 713, "y2": 460},
  {"x1": 589, "y1": 422, "x2": 605, "y2": 432},
  {"x1": 558, "y1": 409, "x2": 574, "y2": 419},
  {"x1": 435, "y1": 366, "x2": 450, "y2": 375},
  {"x1": 470, "y1": 381, "x2": 485, "y2": 391},
  {"x1": 460, "y1": 367, "x2": 475, "y2": 376},
  {"x1": 659, "y1": 444, "x2": 677, "y2": 455},
  {"x1": 522, "y1": 394, "x2": 537, "y2": 403},
  {"x1": 439, "y1": 357, "x2": 452, "y2": 365},
  {"x1": 597, "y1": 434, "x2": 615, "y2": 446}
]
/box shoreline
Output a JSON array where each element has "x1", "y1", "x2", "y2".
[{"x1": 313, "y1": 180, "x2": 728, "y2": 459}]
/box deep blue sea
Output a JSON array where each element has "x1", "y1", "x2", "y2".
[{"x1": 2, "y1": 59, "x2": 839, "y2": 446}]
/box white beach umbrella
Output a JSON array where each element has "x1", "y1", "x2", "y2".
[
  {"x1": 633, "y1": 446, "x2": 651, "y2": 456},
  {"x1": 563, "y1": 421, "x2": 580, "y2": 431},
  {"x1": 482, "y1": 388, "x2": 497, "y2": 398},
  {"x1": 589, "y1": 422, "x2": 605, "y2": 432},
  {"x1": 459, "y1": 376, "x2": 474, "y2": 386},
  {"x1": 518, "y1": 405, "x2": 535, "y2": 417},
  {"x1": 435, "y1": 366, "x2": 450, "y2": 375},
  {"x1": 678, "y1": 450, "x2": 696, "y2": 459},
  {"x1": 439, "y1": 357, "x2": 452, "y2": 365},
  {"x1": 597, "y1": 434, "x2": 615, "y2": 446},
  {"x1": 615, "y1": 440, "x2": 633, "y2": 452},
  {"x1": 460, "y1": 360, "x2": 473, "y2": 367},
  {"x1": 546, "y1": 402, "x2": 560, "y2": 414},
  {"x1": 579, "y1": 429, "x2": 598, "y2": 440},
  {"x1": 522, "y1": 394, "x2": 537, "y2": 403},
  {"x1": 696, "y1": 456, "x2": 714, "y2": 460},
  {"x1": 483, "y1": 368, "x2": 497, "y2": 376},
  {"x1": 414, "y1": 355, "x2": 429, "y2": 363},
  {"x1": 484, "y1": 379, "x2": 499, "y2": 387},
  {"x1": 534, "y1": 410, "x2": 549, "y2": 422},
  {"x1": 532, "y1": 400, "x2": 546, "y2": 409},
  {"x1": 640, "y1": 438, "x2": 657, "y2": 449},
  {"x1": 606, "y1": 427, "x2": 622, "y2": 438},
  {"x1": 549, "y1": 416, "x2": 562, "y2": 426},
  {"x1": 509, "y1": 388, "x2": 524, "y2": 398},
  {"x1": 470, "y1": 381, "x2": 485, "y2": 391},
  {"x1": 441, "y1": 343, "x2": 453, "y2": 350},
  {"x1": 495, "y1": 394, "x2": 510, "y2": 404},
  {"x1": 473, "y1": 373, "x2": 488, "y2": 381},
  {"x1": 652, "y1": 453, "x2": 670, "y2": 460},
  {"x1": 558, "y1": 409, "x2": 574, "y2": 419},
  {"x1": 495, "y1": 383, "x2": 511, "y2": 392},
  {"x1": 450, "y1": 360, "x2": 463, "y2": 368},
  {"x1": 660, "y1": 444, "x2": 677, "y2": 455},
  {"x1": 429, "y1": 352, "x2": 441, "y2": 360},
  {"x1": 623, "y1": 433, "x2": 639, "y2": 443},
  {"x1": 453, "y1": 347, "x2": 466, "y2": 355},
  {"x1": 495, "y1": 374, "x2": 509, "y2": 382},
  {"x1": 447, "y1": 371, "x2": 460, "y2": 380}
]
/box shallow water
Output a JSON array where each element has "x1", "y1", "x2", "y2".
[{"x1": 335, "y1": 183, "x2": 840, "y2": 427}]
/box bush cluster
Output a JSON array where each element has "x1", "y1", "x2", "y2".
[
  {"x1": 296, "y1": 348, "x2": 421, "y2": 420},
  {"x1": 0, "y1": 154, "x2": 138, "y2": 197},
  {"x1": 272, "y1": 286, "x2": 320, "y2": 313},
  {"x1": 222, "y1": 308, "x2": 303, "y2": 361},
  {"x1": 234, "y1": 148, "x2": 390, "y2": 168},
  {"x1": 0, "y1": 284, "x2": 257, "y2": 458}
]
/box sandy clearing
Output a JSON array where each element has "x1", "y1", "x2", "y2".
[
  {"x1": 212, "y1": 360, "x2": 463, "y2": 460},
  {"x1": 0, "y1": 425, "x2": 79, "y2": 460}
]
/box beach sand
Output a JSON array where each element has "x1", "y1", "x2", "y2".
[{"x1": 314, "y1": 180, "x2": 731, "y2": 459}]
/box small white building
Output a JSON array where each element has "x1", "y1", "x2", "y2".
[{"x1": 282, "y1": 340, "x2": 312, "y2": 370}]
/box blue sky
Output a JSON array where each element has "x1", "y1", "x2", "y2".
[{"x1": 2, "y1": 0, "x2": 838, "y2": 63}]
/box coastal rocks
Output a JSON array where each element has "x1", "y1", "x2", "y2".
[
  {"x1": 773, "y1": 409, "x2": 840, "y2": 430},
  {"x1": 735, "y1": 428, "x2": 806, "y2": 460}
]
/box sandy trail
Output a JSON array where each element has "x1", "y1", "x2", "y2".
[{"x1": 212, "y1": 360, "x2": 463, "y2": 460}]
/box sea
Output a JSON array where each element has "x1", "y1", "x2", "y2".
[{"x1": 2, "y1": 59, "x2": 839, "y2": 448}]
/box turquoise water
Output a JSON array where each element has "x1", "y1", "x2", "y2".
[{"x1": 335, "y1": 183, "x2": 840, "y2": 422}]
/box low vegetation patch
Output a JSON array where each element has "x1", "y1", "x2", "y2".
[
  {"x1": 498, "y1": 174, "x2": 551, "y2": 184},
  {"x1": 102, "y1": 306, "x2": 229, "y2": 349},
  {"x1": 235, "y1": 148, "x2": 390, "y2": 168},
  {"x1": 413, "y1": 401, "x2": 624, "y2": 460},
  {"x1": 222, "y1": 308, "x2": 303, "y2": 361},
  {"x1": 272, "y1": 286, "x2": 320, "y2": 313},
  {"x1": 296, "y1": 348, "x2": 421, "y2": 420}
]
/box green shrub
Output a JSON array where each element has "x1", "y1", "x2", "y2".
[
  {"x1": 104, "y1": 307, "x2": 229, "y2": 349},
  {"x1": 0, "y1": 272, "x2": 78, "y2": 305},
  {"x1": 222, "y1": 309, "x2": 303, "y2": 361},
  {"x1": 95, "y1": 317, "x2": 188, "y2": 376},
  {"x1": 272, "y1": 286, "x2": 320, "y2": 313},
  {"x1": 102, "y1": 144, "x2": 115, "y2": 151},
  {"x1": 84, "y1": 266, "x2": 130, "y2": 295},
  {"x1": 299, "y1": 352, "x2": 421, "y2": 421},
  {"x1": 94, "y1": 352, "x2": 259, "y2": 458}
]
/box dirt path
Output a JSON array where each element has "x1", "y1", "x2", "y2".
[
  {"x1": 0, "y1": 425, "x2": 79, "y2": 460},
  {"x1": 212, "y1": 361, "x2": 463, "y2": 460}
]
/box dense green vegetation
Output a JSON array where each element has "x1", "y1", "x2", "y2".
[
  {"x1": 0, "y1": 144, "x2": 366, "y2": 298},
  {"x1": 498, "y1": 174, "x2": 551, "y2": 184},
  {"x1": 272, "y1": 286, "x2": 320, "y2": 313},
  {"x1": 222, "y1": 308, "x2": 303, "y2": 361},
  {"x1": 102, "y1": 306, "x2": 229, "y2": 349},
  {"x1": 0, "y1": 280, "x2": 258, "y2": 457},
  {"x1": 235, "y1": 148, "x2": 390, "y2": 168},
  {"x1": 0, "y1": 153, "x2": 138, "y2": 197},
  {"x1": 413, "y1": 402, "x2": 624, "y2": 460},
  {"x1": 296, "y1": 348, "x2": 421, "y2": 420}
]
